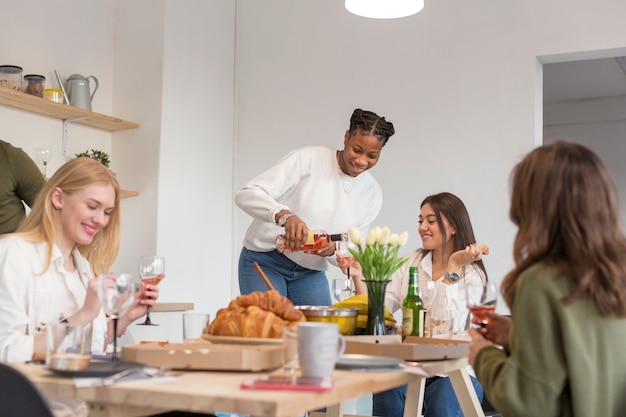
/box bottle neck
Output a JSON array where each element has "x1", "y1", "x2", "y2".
[{"x1": 408, "y1": 271, "x2": 419, "y2": 296}]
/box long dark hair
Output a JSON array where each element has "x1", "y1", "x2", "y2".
[
  {"x1": 502, "y1": 141, "x2": 626, "y2": 316},
  {"x1": 348, "y1": 108, "x2": 395, "y2": 146},
  {"x1": 420, "y1": 192, "x2": 488, "y2": 280}
]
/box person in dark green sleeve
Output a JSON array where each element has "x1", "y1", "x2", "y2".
[
  {"x1": 0, "y1": 139, "x2": 45, "y2": 235},
  {"x1": 468, "y1": 141, "x2": 626, "y2": 417}
]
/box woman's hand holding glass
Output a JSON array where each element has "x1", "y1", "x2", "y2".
[{"x1": 126, "y1": 282, "x2": 160, "y2": 323}]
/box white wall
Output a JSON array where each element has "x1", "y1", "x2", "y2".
[
  {"x1": 2, "y1": 0, "x2": 626, "y2": 324},
  {"x1": 545, "y1": 95, "x2": 626, "y2": 231},
  {"x1": 233, "y1": 0, "x2": 626, "y2": 314}
]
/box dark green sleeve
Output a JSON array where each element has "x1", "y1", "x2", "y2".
[
  {"x1": 474, "y1": 265, "x2": 568, "y2": 417},
  {"x1": 12, "y1": 145, "x2": 45, "y2": 207}
]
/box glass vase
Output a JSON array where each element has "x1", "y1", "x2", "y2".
[{"x1": 363, "y1": 279, "x2": 391, "y2": 335}]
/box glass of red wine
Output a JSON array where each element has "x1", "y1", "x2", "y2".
[
  {"x1": 465, "y1": 280, "x2": 498, "y2": 328},
  {"x1": 137, "y1": 255, "x2": 165, "y2": 326}
]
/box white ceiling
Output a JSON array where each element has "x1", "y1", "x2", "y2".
[{"x1": 543, "y1": 57, "x2": 626, "y2": 102}]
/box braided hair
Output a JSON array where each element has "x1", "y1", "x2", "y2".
[{"x1": 348, "y1": 108, "x2": 395, "y2": 146}]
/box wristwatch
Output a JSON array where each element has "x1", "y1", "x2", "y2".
[
  {"x1": 444, "y1": 272, "x2": 461, "y2": 283},
  {"x1": 277, "y1": 213, "x2": 296, "y2": 227}
]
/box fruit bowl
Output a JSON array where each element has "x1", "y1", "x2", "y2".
[{"x1": 295, "y1": 306, "x2": 359, "y2": 335}]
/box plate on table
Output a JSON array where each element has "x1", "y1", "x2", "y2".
[
  {"x1": 201, "y1": 335, "x2": 283, "y2": 345},
  {"x1": 335, "y1": 354, "x2": 403, "y2": 370},
  {"x1": 47, "y1": 360, "x2": 141, "y2": 377}
]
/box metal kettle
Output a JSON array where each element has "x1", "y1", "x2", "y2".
[{"x1": 66, "y1": 74, "x2": 99, "y2": 111}]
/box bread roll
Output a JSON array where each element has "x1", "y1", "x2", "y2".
[{"x1": 207, "y1": 290, "x2": 305, "y2": 338}]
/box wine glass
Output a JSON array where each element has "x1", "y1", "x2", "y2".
[
  {"x1": 97, "y1": 272, "x2": 139, "y2": 361},
  {"x1": 137, "y1": 255, "x2": 165, "y2": 326},
  {"x1": 465, "y1": 281, "x2": 498, "y2": 328},
  {"x1": 335, "y1": 240, "x2": 356, "y2": 302},
  {"x1": 332, "y1": 277, "x2": 354, "y2": 303},
  {"x1": 420, "y1": 280, "x2": 437, "y2": 337},
  {"x1": 32, "y1": 146, "x2": 52, "y2": 177}
]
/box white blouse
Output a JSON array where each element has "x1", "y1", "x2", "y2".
[
  {"x1": 385, "y1": 250, "x2": 486, "y2": 332},
  {"x1": 0, "y1": 235, "x2": 108, "y2": 362}
]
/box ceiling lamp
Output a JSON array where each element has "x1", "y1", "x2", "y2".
[{"x1": 345, "y1": 0, "x2": 424, "y2": 19}]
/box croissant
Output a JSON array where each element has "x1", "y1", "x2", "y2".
[{"x1": 207, "y1": 290, "x2": 305, "y2": 338}]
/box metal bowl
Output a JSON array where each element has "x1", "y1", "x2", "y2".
[{"x1": 296, "y1": 306, "x2": 359, "y2": 335}]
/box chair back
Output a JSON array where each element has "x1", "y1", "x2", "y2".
[{"x1": 0, "y1": 363, "x2": 54, "y2": 417}]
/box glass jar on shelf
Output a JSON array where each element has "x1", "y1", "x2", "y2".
[{"x1": 0, "y1": 65, "x2": 23, "y2": 91}]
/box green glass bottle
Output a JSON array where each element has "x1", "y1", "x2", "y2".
[{"x1": 402, "y1": 266, "x2": 424, "y2": 340}]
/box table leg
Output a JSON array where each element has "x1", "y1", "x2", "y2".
[
  {"x1": 325, "y1": 402, "x2": 344, "y2": 417},
  {"x1": 447, "y1": 368, "x2": 485, "y2": 417},
  {"x1": 403, "y1": 375, "x2": 426, "y2": 417}
]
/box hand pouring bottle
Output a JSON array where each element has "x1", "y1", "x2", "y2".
[{"x1": 276, "y1": 230, "x2": 347, "y2": 253}]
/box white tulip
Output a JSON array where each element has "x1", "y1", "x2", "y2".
[
  {"x1": 379, "y1": 227, "x2": 391, "y2": 245},
  {"x1": 348, "y1": 227, "x2": 362, "y2": 245},
  {"x1": 398, "y1": 231, "x2": 409, "y2": 247},
  {"x1": 366, "y1": 229, "x2": 378, "y2": 245},
  {"x1": 388, "y1": 233, "x2": 399, "y2": 246}
]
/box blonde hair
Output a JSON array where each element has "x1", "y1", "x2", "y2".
[{"x1": 16, "y1": 157, "x2": 121, "y2": 275}]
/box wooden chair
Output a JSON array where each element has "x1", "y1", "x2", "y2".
[{"x1": 0, "y1": 362, "x2": 54, "y2": 417}]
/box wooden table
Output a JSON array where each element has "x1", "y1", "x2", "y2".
[{"x1": 12, "y1": 358, "x2": 483, "y2": 417}]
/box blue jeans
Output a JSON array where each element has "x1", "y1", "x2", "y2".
[
  {"x1": 372, "y1": 376, "x2": 484, "y2": 417},
  {"x1": 238, "y1": 247, "x2": 332, "y2": 306}
]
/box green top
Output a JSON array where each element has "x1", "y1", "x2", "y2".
[
  {"x1": 474, "y1": 263, "x2": 626, "y2": 417},
  {"x1": 0, "y1": 140, "x2": 45, "y2": 235}
]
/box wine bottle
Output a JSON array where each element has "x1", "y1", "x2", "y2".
[
  {"x1": 275, "y1": 230, "x2": 347, "y2": 253},
  {"x1": 402, "y1": 266, "x2": 424, "y2": 340}
]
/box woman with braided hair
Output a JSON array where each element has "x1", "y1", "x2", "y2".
[{"x1": 236, "y1": 108, "x2": 395, "y2": 306}]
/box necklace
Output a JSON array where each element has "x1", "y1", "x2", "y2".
[{"x1": 337, "y1": 150, "x2": 358, "y2": 194}]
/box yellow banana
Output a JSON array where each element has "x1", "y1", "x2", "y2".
[{"x1": 334, "y1": 294, "x2": 396, "y2": 328}]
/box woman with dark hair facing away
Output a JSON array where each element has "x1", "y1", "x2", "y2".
[
  {"x1": 345, "y1": 192, "x2": 486, "y2": 417},
  {"x1": 469, "y1": 141, "x2": 626, "y2": 417},
  {"x1": 236, "y1": 108, "x2": 395, "y2": 306}
]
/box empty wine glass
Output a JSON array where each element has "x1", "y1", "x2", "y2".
[
  {"x1": 465, "y1": 280, "x2": 498, "y2": 328},
  {"x1": 97, "y1": 272, "x2": 139, "y2": 361},
  {"x1": 137, "y1": 255, "x2": 165, "y2": 326},
  {"x1": 420, "y1": 280, "x2": 437, "y2": 337},
  {"x1": 32, "y1": 146, "x2": 52, "y2": 177},
  {"x1": 332, "y1": 277, "x2": 354, "y2": 303}
]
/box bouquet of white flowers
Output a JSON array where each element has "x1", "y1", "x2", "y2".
[{"x1": 348, "y1": 226, "x2": 409, "y2": 281}]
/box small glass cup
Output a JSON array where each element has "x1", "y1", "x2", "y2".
[
  {"x1": 282, "y1": 324, "x2": 299, "y2": 375},
  {"x1": 182, "y1": 313, "x2": 210, "y2": 341},
  {"x1": 46, "y1": 323, "x2": 90, "y2": 371}
]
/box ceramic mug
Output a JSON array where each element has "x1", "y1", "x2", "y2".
[{"x1": 297, "y1": 322, "x2": 345, "y2": 379}]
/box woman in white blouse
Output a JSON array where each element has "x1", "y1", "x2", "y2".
[
  {"x1": 0, "y1": 157, "x2": 158, "y2": 363},
  {"x1": 345, "y1": 192, "x2": 488, "y2": 417}
]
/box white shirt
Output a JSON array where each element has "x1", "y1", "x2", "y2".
[
  {"x1": 385, "y1": 250, "x2": 486, "y2": 332},
  {"x1": 235, "y1": 146, "x2": 383, "y2": 271},
  {"x1": 0, "y1": 235, "x2": 108, "y2": 363}
]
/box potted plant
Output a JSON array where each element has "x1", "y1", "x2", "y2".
[{"x1": 75, "y1": 149, "x2": 111, "y2": 168}]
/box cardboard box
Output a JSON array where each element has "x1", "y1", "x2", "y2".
[
  {"x1": 344, "y1": 335, "x2": 468, "y2": 361},
  {"x1": 121, "y1": 342, "x2": 285, "y2": 371}
]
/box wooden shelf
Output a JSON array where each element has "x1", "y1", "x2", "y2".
[
  {"x1": 0, "y1": 87, "x2": 139, "y2": 130},
  {"x1": 120, "y1": 189, "x2": 140, "y2": 198},
  {"x1": 0, "y1": 88, "x2": 143, "y2": 198}
]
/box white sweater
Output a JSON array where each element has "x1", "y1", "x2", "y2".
[{"x1": 235, "y1": 146, "x2": 382, "y2": 271}]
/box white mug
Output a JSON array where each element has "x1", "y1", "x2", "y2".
[{"x1": 298, "y1": 322, "x2": 345, "y2": 379}]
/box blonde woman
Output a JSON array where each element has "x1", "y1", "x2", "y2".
[{"x1": 0, "y1": 157, "x2": 158, "y2": 363}]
